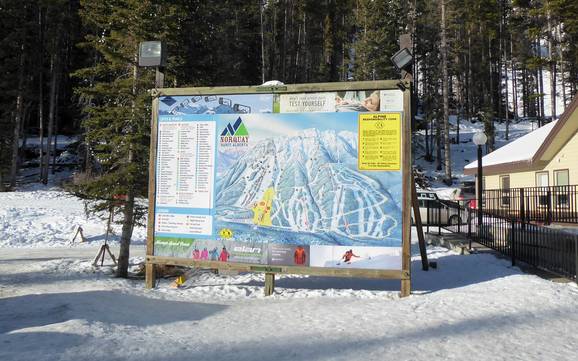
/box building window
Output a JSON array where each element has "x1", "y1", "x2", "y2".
[
  {"x1": 554, "y1": 169, "x2": 569, "y2": 186},
  {"x1": 500, "y1": 175, "x2": 510, "y2": 207},
  {"x1": 535, "y1": 171, "x2": 549, "y2": 187},
  {"x1": 554, "y1": 169, "x2": 570, "y2": 207},
  {"x1": 535, "y1": 171, "x2": 549, "y2": 206}
]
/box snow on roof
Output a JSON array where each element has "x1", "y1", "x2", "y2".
[{"x1": 464, "y1": 120, "x2": 558, "y2": 169}]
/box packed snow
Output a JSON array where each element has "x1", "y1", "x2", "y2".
[
  {"x1": 1, "y1": 243, "x2": 577, "y2": 361},
  {"x1": 0, "y1": 185, "x2": 146, "y2": 248}
]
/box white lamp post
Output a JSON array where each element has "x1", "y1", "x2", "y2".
[{"x1": 472, "y1": 131, "x2": 487, "y2": 233}]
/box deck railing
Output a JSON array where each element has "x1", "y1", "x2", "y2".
[{"x1": 483, "y1": 185, "x2": 578, "y2": 225}]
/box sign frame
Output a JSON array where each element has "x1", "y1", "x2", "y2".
[{"x1": 145, "y1": 80, "x2": 413, "y2": 297}]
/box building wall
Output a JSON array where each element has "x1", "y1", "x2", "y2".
[{"x1": 484, "y1": 129, "x2": 578, "y2": 190}]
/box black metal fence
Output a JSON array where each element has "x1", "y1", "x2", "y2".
[
  {"x1": 426, "y1": 198, "x2": 578, "y2": 281},
  {"x1": 483, "y1": 185, "x2": 578, "y2": 224}
]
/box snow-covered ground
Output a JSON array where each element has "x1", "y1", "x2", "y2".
[
  {"x1": 1, "y1": 186, "x2": 578, "y2": 360},
  {"x1": 19, "y1": 135, "x2": 78, "y2": 150},
  {"x1": 0, "y1": 185, "x2": 146, "y2": 248},
  {"x1": 1, "y1": 244, "x2": 577, "y2": 361}
]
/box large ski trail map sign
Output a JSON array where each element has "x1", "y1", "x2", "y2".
[{"x1": 148, "y1": 82, "x2": 410, "y2": 278}]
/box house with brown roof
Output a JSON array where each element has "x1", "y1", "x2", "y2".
[{"x1": 464, "y1": 97, "x2": 578, "y2": 222}]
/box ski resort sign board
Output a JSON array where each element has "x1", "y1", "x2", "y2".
[{"x1": 146, "y1": 81, "x2": 412, "y2": 295}]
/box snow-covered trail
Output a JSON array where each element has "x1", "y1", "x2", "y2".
[{"x1": 1, "y1": 245, "x2": 577, "y2": 361}]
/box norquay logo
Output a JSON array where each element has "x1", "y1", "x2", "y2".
[{"x1": 220, "y1": 117, "x2": 249, "y2": 147}]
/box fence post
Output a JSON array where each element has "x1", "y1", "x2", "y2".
[
  {"x1": 520, "y1": 188, "x2": 526, "y2": 229},
  {"x1": 438, "y1": 202, "x2": 441, "y2": 236},
  {"x1": 427, "y1": 200, "x2": 430, "y2": 233},
  {"x1": 511, "y1": 218, "x2": 516, "y2": 266},
  {"x1": 575, "y1": 235, "x2": 578, "y2": 284},
  {"x1": 467, "y1": 207, "x2": 472, "y2": 249},
  {"x1": 547, "y1": 190, "x2": 552, "y2": 225}
]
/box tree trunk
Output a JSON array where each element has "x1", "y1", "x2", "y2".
[
  {"x1": 522, "y1": 67, "x2": 527, "y2": 118},
  {"x1": 441, "y1": 0, "x2": 451, "y2": 184},
  {"x1": 547, "y1": 12, "x2": 556, "y2": 120},
  {"x1": 538, "y1": 65, "x2": 546, "y2": 125},
  {"x1": 52, "y1": 86, "x2": 60, "y2": 174},
  {"x1": 260, "y1": 1, "x2": 265, "y2": 83},
  {"x1": 487, "y1": 34, "x2": 495, "y2": 152},
  {"x1": 46, "y1": 53, "x2": 58, "y2": 182},
  {"x1": 10, "y1": 44, "x2": 26, "y2": 188},
  {"x1": 117, "y1": 186, "x2": 135, "y2": 278},
  {"x1": 504, "y1": 18, "x2": 510, "y2": 140},
  {"x1": 294, "y1": 11, "x2": 301, "y2": 82},
  {"x1": 557, "y1": 26, "x2": 566, "y2": 107},
  {"x1": 510, "y1": 34, "x2": 518, "y2": 129},
  {"x1": 467, "y1": 28, "x2": 472, "y2": 120},
  {"x1": 116, "y1": 60, "x2": 138, "y2": 278},
  {"x1": 435, "y1": 116, "x2": 442, "y2": 171},
  {"x1": 38, "y1": 6, "x2": 46, "y2": 184},
  {"x1": 281, "y1": 4, "x2": 287, "y2": 80}
]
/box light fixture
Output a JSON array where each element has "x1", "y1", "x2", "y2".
[
  {"x1": 472, "y1": 132, "x2": 487, "y2": 146},
  {"x1": 138, "y1": 41, "x2": 166, "y2": 67},
  {"x1": 390, "y1": 48, "x2": 413, "y2": 72}
]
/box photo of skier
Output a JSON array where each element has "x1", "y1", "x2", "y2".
[
  {"x1": 339, "y1": 249, "x2": 360, "y2": 265},
  {"x1": 219, "y1": 246, "x2": 230, "y2": 262},
  {"x1": 192, "y1": 248, "x2": 200, "y2": 260},
  {"x1": 201, "y1": 247, "x2": 209, "y2": 260},
  {"x1": 209, "y1": 247, "x2": 219, "y2": 261},
  {"x1": 309, "y1": 245, "x2": 401, "y2": 270},
  {"x1": 293, "y1": 246, "x2": 307, "y2": 265}
]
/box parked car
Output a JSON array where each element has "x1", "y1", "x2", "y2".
[{"x1": 413, "y1": 190, "x2": 464, "y2": 226}]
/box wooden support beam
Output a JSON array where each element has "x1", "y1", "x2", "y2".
[
  {"x1": 264, "y1": 273, "x2": 275, "y2": 296},
  {"x1": 412, "y1": 175, "x2": 429, "y2": 271},
  {"x1": 146, "y1": 255, "x2": 404, "y2": 279},
  {"x1": 400, "y1": 277, "x2": 411, "y2": 298},
  {"x1": 145, "y1": 263, "x2": 156, "y2": 289}
]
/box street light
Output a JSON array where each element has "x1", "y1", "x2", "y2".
[
  {"x1": 138, "y1": 41, "x2": 166, "y2": 88},
  {"x1": 472, "y1": 131, "x2": 487, "y2": 238},
  {"x1": 390, "y1": 47, "x2": 413, "y2": 72}
]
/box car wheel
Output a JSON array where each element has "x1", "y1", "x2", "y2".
[{"x1": 449, "y1": 215, "x2": 461, "y2": 225}]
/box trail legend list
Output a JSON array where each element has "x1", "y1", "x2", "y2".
[{"x1": 155, "y1": 120, "x2": 216, "y2": 208}]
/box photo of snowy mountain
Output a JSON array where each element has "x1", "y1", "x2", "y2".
[{"x1": 214, "y1": 112, "x2": 403, "y2": 248}]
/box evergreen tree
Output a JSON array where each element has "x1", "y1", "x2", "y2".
[
  {"x1": 352, "y1": 0, "x2": 406, "y2": 81},
  {"x1": 73, "y1": 0, "x2": 180, "y2": 277}
]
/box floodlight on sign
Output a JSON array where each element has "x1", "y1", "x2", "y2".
[
  {"x1": 138, "y1": 41, "x2": 166, "y2": 67},
  {"x1": 391, "y1": 48, "x2": 413, "y2": 72},
  {"x1": 472, "y1": 132, "x2": 487, "y2": 146}
]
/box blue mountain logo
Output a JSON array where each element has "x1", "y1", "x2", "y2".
[
  {"x1": 220, "y1": 117, "x2": 249, "y2": 147},
  {"x1": 221, "y1": 117, "x2": 249, "y2": 137}
]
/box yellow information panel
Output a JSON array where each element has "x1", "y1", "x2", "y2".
[{"x1": 358, "y1": 112, "x2": 402, "y2": 171}]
